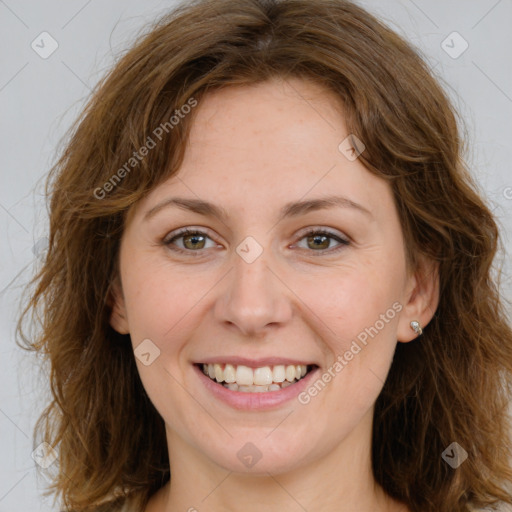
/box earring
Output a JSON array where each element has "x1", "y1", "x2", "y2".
[{"x1": 410, "y1": 320, "x2": 423, "y2": 336}]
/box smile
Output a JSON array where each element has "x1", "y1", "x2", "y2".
[{"x1": 200, "y1": 363, "x2": 314, "y2": 392}]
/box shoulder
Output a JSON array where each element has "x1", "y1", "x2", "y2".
[
  {"x1": 99, "y1": 496, "x2": 143, "y2": 512},
  {"x1": 119, "y1": 498, "x2": 142, "y2": 512},
  {"x1": 60, "y1": 503, "x2": 139, "y2": 512}
]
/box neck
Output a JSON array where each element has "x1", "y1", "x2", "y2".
[{"x1": 148, "y1": 410, "x2": 408, "y2": 512}]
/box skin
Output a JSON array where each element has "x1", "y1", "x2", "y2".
[{"x1": 110, "y1": 77, "x2": 439, "y2": 512}]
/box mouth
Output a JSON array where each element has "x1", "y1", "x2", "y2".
[{"x1": 195, "y1": 362, "x2": 317, "y2": 393}]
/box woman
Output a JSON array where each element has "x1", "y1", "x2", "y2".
[{"x1": 17, "y1": 0, "x2": 512, "y2": 511}]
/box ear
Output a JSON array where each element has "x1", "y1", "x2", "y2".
[
  {"x1": 397, "y1": 255, "x2": 440, "y2": 343},
  {"x1": 108, "y1": 276, "x2": 130, "y2": 335}
]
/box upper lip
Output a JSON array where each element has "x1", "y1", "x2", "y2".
[{"x1": 196, "y1": 356, "x2": 318, "y2": 368}]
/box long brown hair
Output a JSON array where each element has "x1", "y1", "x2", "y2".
[{"x1": 17, "y1": 0, "x2": 512, "y2": 510}]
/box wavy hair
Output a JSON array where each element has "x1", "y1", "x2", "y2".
[{"x1": 17, "y1": 0, "x2": 512, "y2": 511}]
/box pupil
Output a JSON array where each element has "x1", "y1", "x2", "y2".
[
  {"x1": 309, "y1": 234, "x2": 328, "y2": 249},
  {"x1": 185, "y1": 234, "x2": 204, "y2": 249}
]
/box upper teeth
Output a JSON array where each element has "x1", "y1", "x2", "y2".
[{"x1": 202, "y1": 363, "x2": 308, "y2": 386}]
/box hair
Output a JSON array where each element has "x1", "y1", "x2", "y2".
[{"x1": 16, "y1": 0, "x2": 512, "y2": 511}]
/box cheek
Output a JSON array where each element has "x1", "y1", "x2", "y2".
[
  {"x1": 121, "y1": 261, "x2": 203, "y2": 434},
  {"x1": 293, "y1": 258, "x2": 403, "y2": 409},
  {"x1": 121, "y1": 249, "x2": 199, "y2": 342},
  {"x1": 295, "y1": 260, "x2": 402, "y2": 347}
]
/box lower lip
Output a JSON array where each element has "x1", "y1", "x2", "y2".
[{"x1": 193, "y1": 364, "x2": 320, "y2": 410}]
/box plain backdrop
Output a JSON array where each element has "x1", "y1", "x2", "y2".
[{"x1": 0, "y1": 0, "x2": 511, "y2": 510}]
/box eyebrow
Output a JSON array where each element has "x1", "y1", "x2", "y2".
[{"x1": 143, "y1": 194, "x2": 373, "y2": 223}]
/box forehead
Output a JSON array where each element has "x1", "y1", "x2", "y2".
[
  {"x1": 180, "y1": 78, "x2": 359, "y2": 188},
  {"x1": 126, "y1": 77, "x2": 393, "y2": 226},
  {"x1": 187, "y1": 77, "x2": 345, "y2": 151},
  {"x1": 175, "y1": 78, "x2": 384, "y2": 199}
]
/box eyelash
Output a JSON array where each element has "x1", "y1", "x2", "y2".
[{"x1": 163, "y1": 227, "x2": 350, "y2": 257}]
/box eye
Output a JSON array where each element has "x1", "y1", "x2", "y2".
[
  {"x1": 294, "y1": 228, "x2": 350, "y2": 254},
  {"x1": 163, "y1": 228, "x2": 218, "y2": 255},
  {"x1": 163, "y1": 227, "x2": 350, "y2": 256}
]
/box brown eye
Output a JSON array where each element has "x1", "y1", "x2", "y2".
[
  {"x1": 295, "y1": 229, "x2": 350, "y2": 254},
  {"x1": 164, "y1": 229, "x2": 217, "y2": 254},
  {"x1": 182, "y1": 232, "x2": 206, "y2": 250},
  {"x1": 306, "y1": 233, "x2": 331, "y2": 250}
]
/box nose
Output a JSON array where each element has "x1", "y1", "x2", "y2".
[{"x1": 214, "y1": 246, "x2": 293, "y2": 338}]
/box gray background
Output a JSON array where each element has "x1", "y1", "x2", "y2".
[{"x1": 1, "y1": 0, "x2": 511, "y2": 510}]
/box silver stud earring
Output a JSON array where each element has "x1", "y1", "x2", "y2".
[{"x1": 410, "y1": 320, "x2": 423, "y2": 336}]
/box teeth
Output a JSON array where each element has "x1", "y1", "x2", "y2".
[
  {"x1": 202, "y1": 363, "x2": 311, "y2": 389},
  {"x1": 254, "y1": 366, "x2": 272, "y2": 386},
  {"x1": 239, "y1": 385, "x2": 270, "y2": 393},
  {"x1": 235, "y1": 365, "x2": 254, "y2": 386},
  {"x1": 272, "y1": 365, "x2": 286, "y2": 383},
  {"x1": 285, "y1": 365, "x2": 296, "y2": 382},
  {"x1": 214, "y1": 363, "x2": 223, "y2": 382},
  {"x1": 224, "y1": 364, "x2": 236, "y2": 383}
]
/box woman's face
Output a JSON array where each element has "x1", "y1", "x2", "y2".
[{"x1": 111, "y1": 77, "x2": 436, "y2": 477}]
